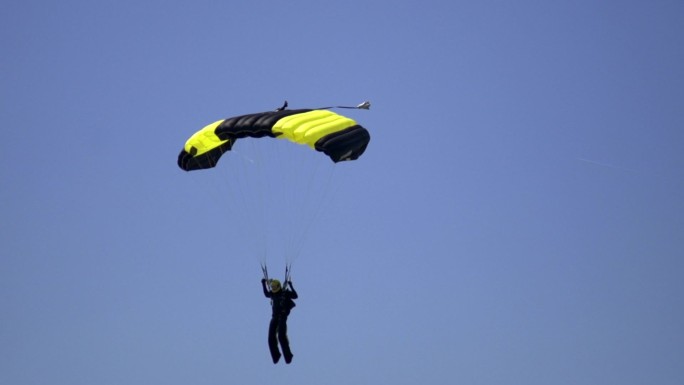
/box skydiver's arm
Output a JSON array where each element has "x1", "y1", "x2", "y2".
[
  {"x1": 287, "y1": 281, "x2": 298, "y2": 299},
  {"x1": 261, "y1": 279, "x2": 271, "y2": 298}
]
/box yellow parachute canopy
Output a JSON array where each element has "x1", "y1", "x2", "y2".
[{"x1": 178, "y1": 107, "x2": 370, "y2": 171}]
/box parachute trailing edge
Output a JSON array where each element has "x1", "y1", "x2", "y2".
[{"x1": 178, "y1": 107, "x2": 370, "y2": 171}]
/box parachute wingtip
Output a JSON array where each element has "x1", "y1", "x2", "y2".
[{"x1": 357, "y1": 101, "x2": 371, "y2": 110}]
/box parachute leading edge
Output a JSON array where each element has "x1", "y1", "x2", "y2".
[{"x1": 178, "y1": 108, "x2": 370, "y2": 171}]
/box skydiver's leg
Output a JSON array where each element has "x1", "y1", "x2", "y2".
[
  {"x1": 268, "y1": 317, "x2": 281, "y2": 364},
  {"x1": 277, "y1": 317, "x2": 293, "y2": 364}
]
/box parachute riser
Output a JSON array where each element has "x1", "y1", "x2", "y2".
[
  {"x1": 261, "y1": 263, "x2": 270, "y2": 284},
  {"x1": 284, "y1": 263, "x2": 292, "y2": 286}
]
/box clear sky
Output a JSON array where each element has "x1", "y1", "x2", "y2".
[{"x1": 2, "y1": 1, "x2": 683, "y2": 384}]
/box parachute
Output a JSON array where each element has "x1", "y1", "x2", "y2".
[
  {"x1": 177, "y1": 102, "x2": 371, "y2": 270},
  {"x1": 178, "y1": 107, "x2": 371, "y2": 171}
]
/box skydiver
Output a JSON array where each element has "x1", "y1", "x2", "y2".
[{"x1": 261, "y1": 278, "x2": 298, "y2": 364}]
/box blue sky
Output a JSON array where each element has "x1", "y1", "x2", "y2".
[{"x1": 2, "y1": 1, "x2": 683, "y2": 384}]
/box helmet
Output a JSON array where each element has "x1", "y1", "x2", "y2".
[{"x1": 269, "y1": 279, "x2": 281, "y2": 293}]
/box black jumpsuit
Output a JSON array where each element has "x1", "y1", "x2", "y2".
[{"x1": 262, "y1": 280, "x2": 298, "y2": 364}]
